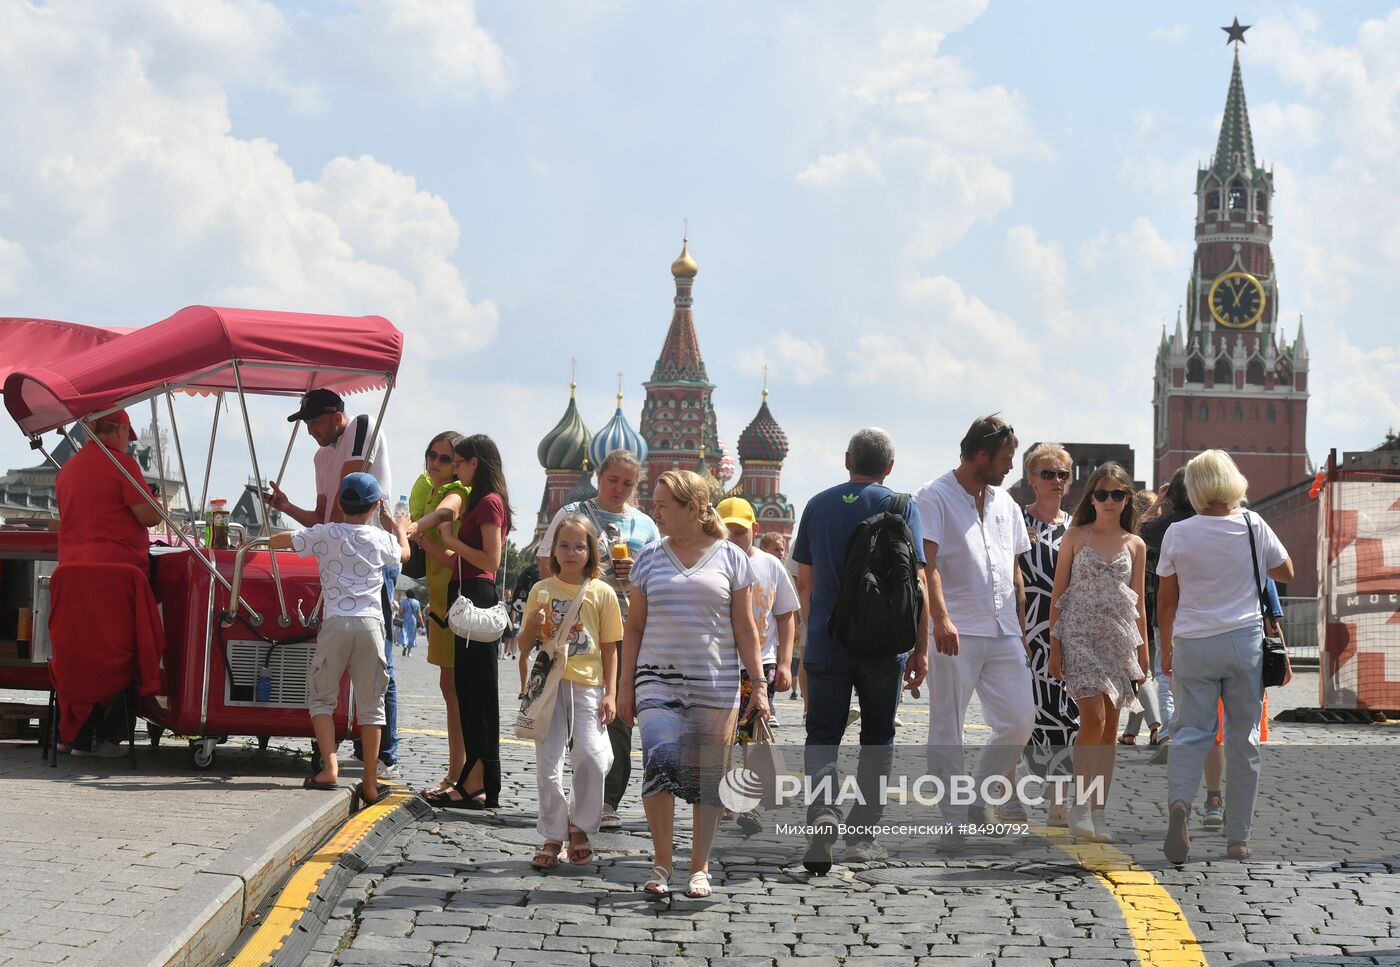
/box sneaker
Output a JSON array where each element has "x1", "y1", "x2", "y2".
[
  {"x1": 769, "y1": 714, "x2": 781, "y2": 728},
  {"x1": 1226, "y1": 840, "x2": 1252, "y2": 860},
  {"x1": 599, "y1": 806, "x2": 621, "y2": 829},
  {"x1": 967, "y1": 803, "x2": 999, "y2": 830},
  {"x1": 843, "y1": 839, "x2": 888, "y2": 863},
  {"x1": 803, "y1": 818, "x2": 838, "y2": 875},
  {"x1": 1091, "y1": 809, "x2": 1116, "y2": 843},
  {"x1": 72, "y1": 741, "x2": 125, "y2": 759},
  {"x1": 996, "y1": 801, "x2": 1029, "y2": 822},
  {"x1": 892, "y1": 716, "x2": 904, "y2": 728},
  {"x1": 1201, "y1": 793, "x2": 1224, "y2": 830},
  {"x1": 1068, "y1": 804, "x2": 1097, "y2": 841},
  {"x1": 735, "y1": 810, "x2": 764, "y2": 836},
  {"x1": 1164, "y1": 801, "x2": 1191, "y2": 864},
  {"x1": 377, "y1": 761, "x2": 402, "y2": 780}
]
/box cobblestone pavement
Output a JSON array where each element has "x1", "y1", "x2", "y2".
[
  {"x1": 0, "y1": 687, "x2": 359, "y2": 967},
  {"x1": 305, "y1": 657, "x2": 1400, "y2": 967}
]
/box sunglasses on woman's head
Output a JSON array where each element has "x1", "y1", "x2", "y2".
[
  {"x1": 1092, "y1": 489, "x2": 1130, "y2": 503},
  {"x1": 424, "y1": 449, "x2": 454, "y2": 465},
  {"x1": 1038, "y1": 469, "x2": 1071, "y2": 481}
]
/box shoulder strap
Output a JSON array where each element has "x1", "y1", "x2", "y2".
[
  {"x1": 1243, "y1": 511, "x2": 1269, "y2": 622},
  {"x1": 350, "y1": 414, "x2": 369, "y2": 456},
  {"x1": 887, "y1": 492, "x2": 910, "y2": 516}
]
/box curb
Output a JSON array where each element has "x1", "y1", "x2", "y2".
[{"x1": 97, "y1": 788, "x2": 354, "y2": 967}]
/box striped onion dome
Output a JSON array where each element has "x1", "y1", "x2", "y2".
[
  {"x1": 537, "y1": 383, "x2": 592, "y2": 471},
  {"x1": 737, "y1": 391, "x2": 789, "y2": 462},
  {"x1": 588, "y1": 390, "x2": 648, "y2": 469},
  {"x1": 717, "y1": 439, "x2": 736, "y2": 483}
]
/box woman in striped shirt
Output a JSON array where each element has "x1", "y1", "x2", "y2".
[{"x1": 617, "y1": 469, "x2": 768, "y2": 899}]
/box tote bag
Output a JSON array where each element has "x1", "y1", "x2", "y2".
[{"x1": 514, "y1": 583, "x2": 589, "y2": 740}]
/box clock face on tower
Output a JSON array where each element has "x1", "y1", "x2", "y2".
[{"x1": 1208, "y1": 271, "x2": 1266, "y2": 329}]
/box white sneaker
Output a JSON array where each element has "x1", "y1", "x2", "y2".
[
  {"x1": 377, "y1": 761, "x2": 402, "y2": 780},
  {"x1": 1068, "y1": 804, "x2": 1096, "y2": 841},
  {"x1": 1091, "y1": 809, "x2": 1115, "y2": 843},
  {"x1": 72, "y1": 741, "x2": 125, "y2": 759},
  {"x1": 843, "y1": 839, "x2": 888, "y2": 863}
]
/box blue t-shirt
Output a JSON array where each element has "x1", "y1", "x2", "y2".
[{"x1": 791, "y1": 481, "x2": 926, "y2": 664}]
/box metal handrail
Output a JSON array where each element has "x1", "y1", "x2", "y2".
[{"x1": 220, "y1": 537, "x2": 270, "y2": 628}]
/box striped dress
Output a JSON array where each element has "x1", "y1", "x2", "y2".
[{"x1": 631, "y1": 537, "x2": 756, "y2": 803}]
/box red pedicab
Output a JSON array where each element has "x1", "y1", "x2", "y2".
[{"x1": 3, "y1": 305, "x2": 402, "y2": 769}]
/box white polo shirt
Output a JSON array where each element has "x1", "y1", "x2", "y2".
[
  {"x1": 313, "y1": 414, "x2": 392, "y2": 523},
  {"x1": 915, "y1": 470, "x2": 1030, "y2": 638}
]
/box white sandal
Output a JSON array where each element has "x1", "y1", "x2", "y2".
[
  {"x1": 685, "y1": 869, "x2": 712, "y2": 898},
  {"x1": 643, "y1": 865, "x2": 671, "y2": 897}
]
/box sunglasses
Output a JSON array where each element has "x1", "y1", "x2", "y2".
[
  {"x1": 979, "y1": 423, "x2": 1015, "y2": 440},
  {"x1": 1092, "y1": 489, "x2": 1130, "y2": 503},
  {"x1": 1038, "y1": 469, "x2": 1071, "y2": 482},
  {"x1": 424, "y1": 449, "x2": 454, "y2": 465}
]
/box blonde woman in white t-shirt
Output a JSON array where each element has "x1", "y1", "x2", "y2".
[{"x1": 1158, "y1": 450, "x2": 1293, "y2": 864}]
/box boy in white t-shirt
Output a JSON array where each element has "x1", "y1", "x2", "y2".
[{"x1": 270, "y1": 472, "x2": 410, "y2": 805}]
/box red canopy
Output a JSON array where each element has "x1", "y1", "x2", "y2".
[
  {"x1": 5, "y1": 305, "x2": 402, "y2": 436},
  {"x1": 0, "y1": 317, "x2": 131, "y2": 387}
]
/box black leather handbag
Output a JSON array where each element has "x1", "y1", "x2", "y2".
[{"x1": 1245, "y1": 512, "x2": 1289, "y2": 687}]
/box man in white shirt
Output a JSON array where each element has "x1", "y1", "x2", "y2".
[
  {"x1": 266, "y1": 389, "x2": 401, "y2": 777},
  {"x1": 916, "y1": 415, "x2": 1034, "y2": 852}
]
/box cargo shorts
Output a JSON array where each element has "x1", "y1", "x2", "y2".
[{"x1": 309, "y1": 615, "x2": 389, "y2": 725}]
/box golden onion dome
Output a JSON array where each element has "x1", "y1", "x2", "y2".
[{"x1": 671, "y1": 237, "x2": 698, "y2": 278}]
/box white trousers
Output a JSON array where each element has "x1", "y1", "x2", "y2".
[
  {"x1": 926, "y1": 633, "x2": 1035, "y2": 822},
  {"x1": 535, "y1": 680, "x2": 614, "y2": 840}
]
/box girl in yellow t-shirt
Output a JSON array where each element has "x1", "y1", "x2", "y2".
[{"x1": 520, "y1": 514, "x2": 623, "y2": 870}]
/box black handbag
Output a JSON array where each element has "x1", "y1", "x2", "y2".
[{"x1": 1244, "y1": 512, "x2": 1289, "y2": 687}]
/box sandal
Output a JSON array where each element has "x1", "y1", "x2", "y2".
[
  {"x1": 355, "y1": 781, "x2": 390, "y2": 807},
  {"x1": 643, "y1": 864, "x2": 671, "y2": 897},
  {"x1": 530, "y1": 841, "x2": 563, "y2": 871},
  {"x1": 423, "y1": 783, "x2": 488, "y2": 810},
  {"x1": 568, "y1": 827, "x2": 594, "y2": 865},
  {"x1": 685, "y1": 869, "x2": 713, "y2": 899},
  {"x1": 1118, "y1": 733, "x2": 1137, "y2": 745}
]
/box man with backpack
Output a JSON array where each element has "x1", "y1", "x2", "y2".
[
  {"x1": 917, "y1": 415, "x2": 1034, "y2": 855},
  {"x1": 792, "y1": 428, "x2": 929, "y2": 874}
]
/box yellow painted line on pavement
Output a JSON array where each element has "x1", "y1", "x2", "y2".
[
  {"x1": 1036, "y1": 826, "x2": 1207, "y2": 967},
  {"x1": 228, "y1": 789, "x2": 411, "y2": 967}
]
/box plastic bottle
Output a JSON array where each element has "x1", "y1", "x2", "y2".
[
  {"x1": 394, "y1": 494, "x2": 409, "y2": 520},
  {"x1": 208, "y1": 499, "x2": 230, "y2": 549},
  {"x1": 255, "y1": 665, "x2": 272, "y2": 702}
]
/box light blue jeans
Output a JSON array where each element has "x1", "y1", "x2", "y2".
[{"x1": 1166, "y1": 623, "x2": 1264, "y2": 842}]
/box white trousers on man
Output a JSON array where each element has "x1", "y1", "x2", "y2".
[
  {"x1": 926, "y1": 633, "x2": 1035, "y2": 823},
  {"x1": 535, "y1": 680, "x2": 614, "y2": 841}
]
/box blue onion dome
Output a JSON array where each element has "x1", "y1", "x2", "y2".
[
  {"x1": 738, "y1": 389, "x2": 789, "y2": 462},
  {"x1": 538, "y1": 382, "x2": 592, "y2": 471},
  {"x1": 588, "y1": 388, "x2": 649, "y2": 469}
]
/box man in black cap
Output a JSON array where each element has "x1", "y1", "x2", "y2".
[{"x1": 266, "y1": 389, "x2": 401, "y2": 778}]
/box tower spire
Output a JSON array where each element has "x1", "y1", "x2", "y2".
[{"x1": 1213, "y1": 46, "x2": 1257, "y2": 177}]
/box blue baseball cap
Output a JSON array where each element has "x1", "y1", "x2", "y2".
[{"x1": 339, "y1": 472, "x2": 384, "y2": 513}]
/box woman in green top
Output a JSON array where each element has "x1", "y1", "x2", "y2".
[{"x1": 409, "y1": 430, "x2": 470, "y2": 796}]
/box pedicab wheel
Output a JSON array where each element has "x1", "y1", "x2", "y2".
[
  {"x1": 257, "y1": 735, "x2": 271, "y2": 752},
  {"x1": 191, "y1": 739, "x2": 217, "y2": 770},
  {"x1": 148, "y1": 724, "x2": 164, "y2": 748}
]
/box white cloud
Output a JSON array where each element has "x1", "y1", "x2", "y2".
[
  {"x1": 738, "y1": 330, "x2": 830, "y2": 386},
  {"x1": 1151, "y1": 24, "x2": 1189, "y2": 44},
  {"x1": 0, "y1": 237, "x2": 33, "y2": 295},
  {"x1": 311, "y1": 0, "x2": 512, "y2": 103},
  {"x1": 793, "y1": 7, "x2": 1044, "y2": 261}
]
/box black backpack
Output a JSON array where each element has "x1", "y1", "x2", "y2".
[{"x1": 828, "y1": 493, "x2": 924, "y2": 659}]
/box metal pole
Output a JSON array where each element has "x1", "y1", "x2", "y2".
[
  {"x1": 149, "y1": 397, "x2": 171, "y2": 539},
  {"x1": 164, "y1": 390, "x2": 197, "y2": 531},
  {"x1": 231, "y1": 362, "x2": 290, "y2": 626},
  {"x1": 74, "y1": 417, "x2": 261, "y2": 621},
  {"x1": 362, "y1": 375, "x2": 395, "y2": 478},
  {"x1": 197, "y1": 392, "x2": 223, "y2": 529}
]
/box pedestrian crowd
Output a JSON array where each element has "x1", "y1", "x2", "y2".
[{"x1": 250, "y1": 389, "x2": 1293, "y2": 896}]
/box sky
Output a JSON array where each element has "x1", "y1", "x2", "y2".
[{"x1": 3, "y1": 0, "x2": 1400, "y2": 537}]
